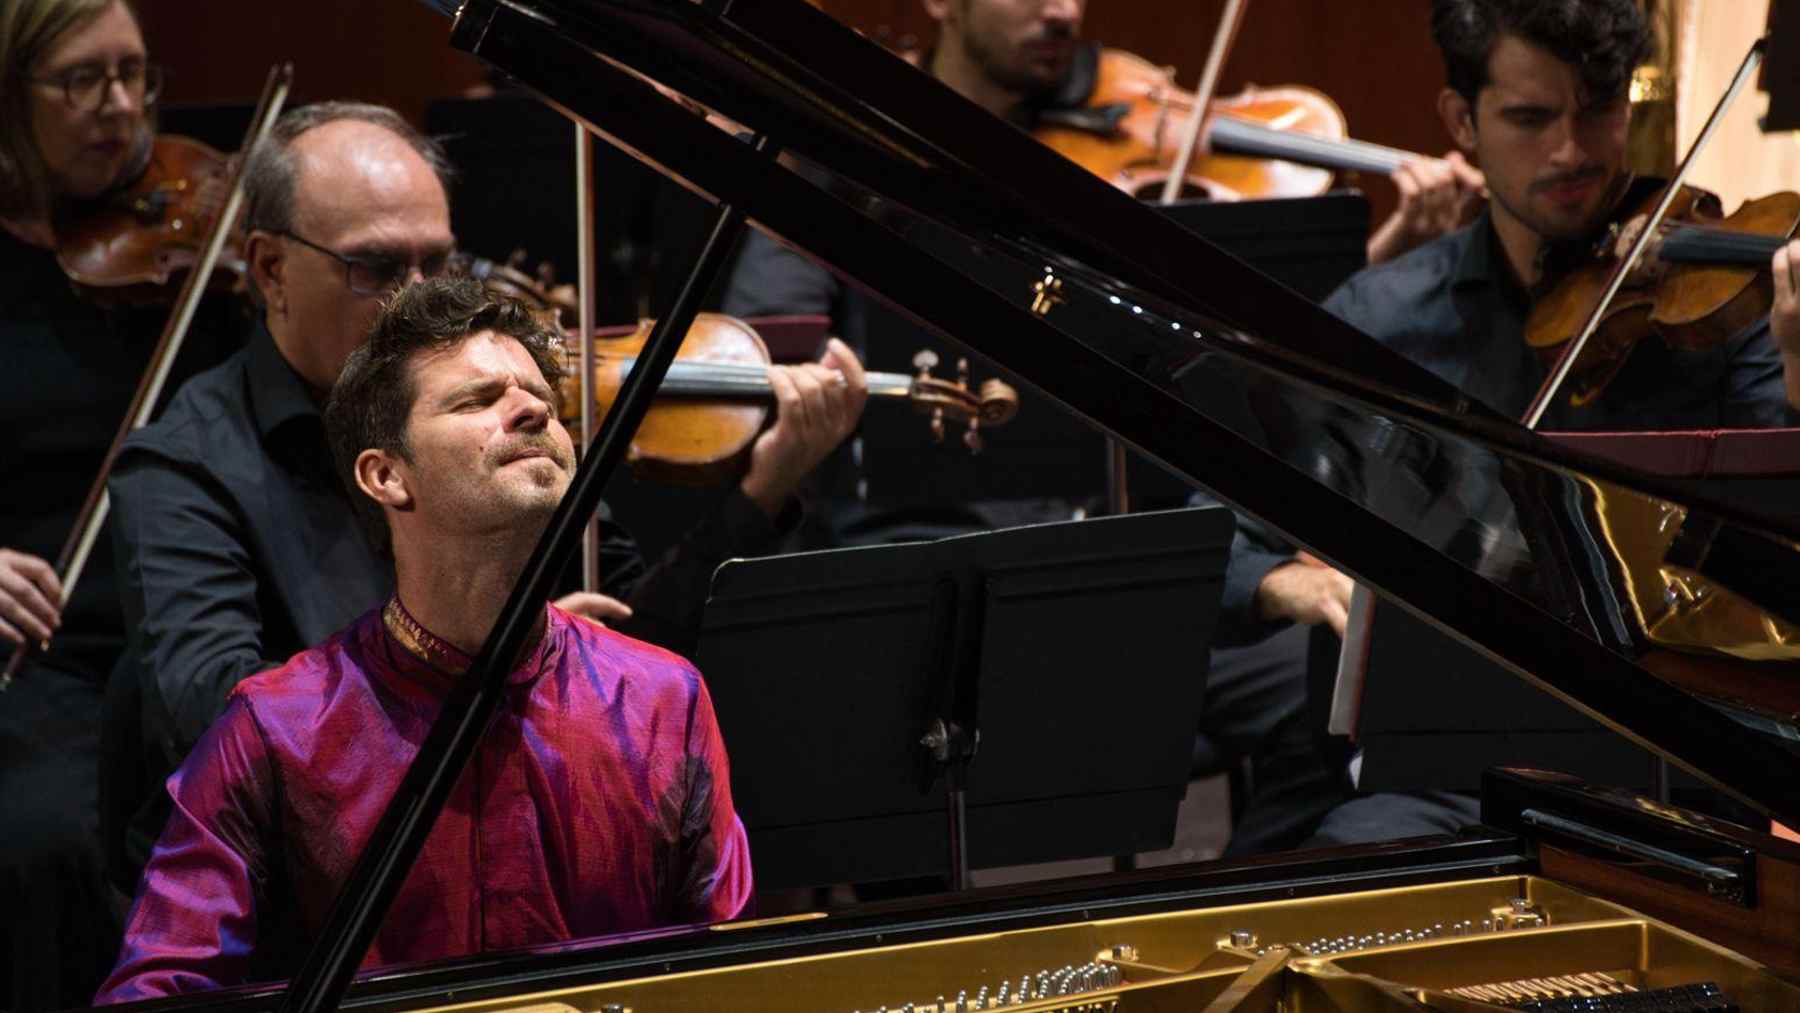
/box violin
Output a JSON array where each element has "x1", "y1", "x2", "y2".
[
  {"x1": 1032, "y1": 48, "x2": 1425, "y2": 201},
  {"x1": 1526, "y1": 183, "x2": 1800, "y2": 407},
  {"x1": 558, "y1": 313, "x2": 1019, "y2": 486},
  {"x1": 54, "y1": 134, "x2": 245, "y2": 302}
]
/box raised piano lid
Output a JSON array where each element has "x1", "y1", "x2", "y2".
[{"x1": 441, "y1": 0, "x2": 1800, "y2": 820}]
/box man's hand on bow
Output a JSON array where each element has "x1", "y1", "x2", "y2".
[{"x1": 1366, "y1": 151, "x2": 1486, "y2": 266}]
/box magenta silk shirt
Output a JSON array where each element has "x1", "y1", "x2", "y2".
[{"x1": 96, "y1": 601, "x2": 752, "y2": 1003}]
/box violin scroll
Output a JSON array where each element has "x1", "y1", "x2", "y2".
[{"x1": 907, "y1": 349, "x2": 1019, "y2": 453}]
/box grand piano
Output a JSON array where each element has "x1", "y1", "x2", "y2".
[{"x1": 94, "y1": 0, "x2": 1800, "y2": 1010}]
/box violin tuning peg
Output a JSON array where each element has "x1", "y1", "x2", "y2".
[
  {"x1": 930, "y1": 406, "x2": 946, "y2": 443},
  {"x1": 964, "y1": 420, "x2": 982, "y2": 454},
  {"x1": 913, "y1": 349, "x2": 940, "y2": 376},
  {"x1": 956, "y1": 357, "x2": 971, "y2": 388}
]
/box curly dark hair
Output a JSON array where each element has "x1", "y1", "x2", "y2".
[
  {"x1": 324, "y1": 276, "x2": 567, "y2": 555},
  {"x1": 1431, "y1": 0, "x2": 1652, "y2": 105}
]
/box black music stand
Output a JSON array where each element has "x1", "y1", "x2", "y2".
[
  {"x1": 694, "y1": 507, "x2": 1232, "y2": 890},
  {"x1": 1158, "y1": 191, "x2": 1370, "y2": 302}
]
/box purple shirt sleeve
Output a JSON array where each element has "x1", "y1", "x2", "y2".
[
  {"x1": 673, "y1": 675, "x2": 753, "y2": 924},
  {"x1": 95, "y1": 696, "x2": 275, "y2": 1004}
]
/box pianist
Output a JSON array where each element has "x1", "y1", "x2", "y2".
[{"x1": 95, "y1": 278, "x2": 753, "y2": 1003}]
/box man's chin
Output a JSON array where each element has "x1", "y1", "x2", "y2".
[{"x1": 1527, "y1": 200, "x2": 1611, "y2": 242}]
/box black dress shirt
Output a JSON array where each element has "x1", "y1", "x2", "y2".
[
  {"x1": 105, "y1": 323, "x2": 788, "y2": 882},
  {"x1": 1, "y1": 228, "x2": 239, "y2": 1009},
  {"x1": 0, "y1": 230, "x2": 240, "y2": 681},
  {"x1": 1323, "y1": 177, "x2": 1794, "y2": 431}
]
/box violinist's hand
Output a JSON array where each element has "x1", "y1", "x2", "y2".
[
  {"x1": 554, "y1": 591, "x2": 634, "y2": 627},
  {"x1": 1254, "y1": 558, "x2": 1353, "y2": 638},
  {"x1": 0, "y1": 547, "x2": 63, "y2": 649},
  {"x1": 739, "y1": 337, "x2": 869, "y2": 517},
  {"x1": 1366, "y1": 152, "x2": 1486, "y2": 265},
  {"x1": 1772, "y1": 240, "x2": 1800, "y2": 409}
]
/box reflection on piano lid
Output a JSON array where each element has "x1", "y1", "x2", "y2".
[{"x1": 437, "y1": 0, "x2": 1800, "y2": 823}]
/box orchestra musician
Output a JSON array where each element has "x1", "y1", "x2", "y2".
[
  {"x1": 0, "y1": 1, "x2": 241, "y2": 1008},
  {"x1": 920, "y1": 0, "x2": 1483, "y2": 266},
  {"x1": 101, "y1": 101, "x2": 865, "y2": 897},
  {"x1": 1240, "y1": 0, "x2": 1800, "y2": 847},
  {"x1": 95, "y1": 277, "x2": 754, "y2": 1003}
]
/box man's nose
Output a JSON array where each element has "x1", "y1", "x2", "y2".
[
  {"x1": 1546, "y1": 114, "x2": 1585, "y2": 167},
  {"x1": 507, "y1": 389, "x2": 552, "y2": 429}
]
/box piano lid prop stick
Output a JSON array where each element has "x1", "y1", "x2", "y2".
[{"x1": 575, "y1": 123, "x2": 601, "y2": 593}]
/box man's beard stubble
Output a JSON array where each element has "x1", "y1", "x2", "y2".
[{"x1": 960, "y1": 17, "x2": 1073, "y2": 96}]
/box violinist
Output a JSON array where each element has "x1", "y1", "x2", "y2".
[
  {"x1": 100, "y1": 100, "x2": 866, "y2": 898},
  {"x1": 1243, "y1": 0, "x2": 1800, "y2": 848},
  {"x1": 0, "y1": 2, "x2": 239, "y2": 1009},
  {"x1": 922, "y1": 0, "x2": 1481, "y2": 266}
]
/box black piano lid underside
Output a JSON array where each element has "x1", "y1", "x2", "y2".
[{"x1": 444, "y1": 0, "x2": 1800, "y2": 819}]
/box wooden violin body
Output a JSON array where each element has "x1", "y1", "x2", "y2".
[
  {"x1": 1031, "y1": 48, "x2": 1415, "y2": 201},
  {"x1": 1527, "y1": 184, "x2": 1800, "y2": 406},
  {"x1": 54, "y1": 135, "x2": 244, "y2": 303},
  {"x1": 564, "y1": 314, "x2": 773, "y2": 486},
  {"x1": 559, "y1": 313, "x2": 1019, "y2": 487}
]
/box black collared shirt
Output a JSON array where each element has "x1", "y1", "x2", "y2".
[
  {"x1": 0, "y1": 228, "x2": 239, "y2": 682},
  {"x1": 107, "y1": 322, "x2": 787, "y2": 879},
  {"x1": 1323, "y1": 177, "x2": 1796, "y2": 430}
]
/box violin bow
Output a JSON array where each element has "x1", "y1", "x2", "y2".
[
  {"x1": 1156, "y1": 0, "x2": 1250, "y2": 207},
  {"x1": 1, "y1": 62, "x2": 294, "y2": 691},
  {"x1": 573, "y1": 123, "x2": 603, "y2": 594},
  {"x1": 1523, "y1": 36, "x2": 1767, "y2": 429},
  {"x1": 1094, "y1": 0, "x2": 1249, "y2": 516}
]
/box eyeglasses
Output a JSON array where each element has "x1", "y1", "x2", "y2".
[
  {"x1": 30, "y1": 61, "x2": 162, "y2": 112},
  {"x1": 271, "y1": 230, "x2": 457, "y2": 297}
]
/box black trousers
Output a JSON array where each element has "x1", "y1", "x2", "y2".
[
  {"x1": 1204, "y1": 626, "x2": 1354, "y2": 858},
  {"x1": 0, "y1": 661, "x2": 119, "y2": 1011}
]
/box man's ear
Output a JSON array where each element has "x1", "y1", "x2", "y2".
[
  {"x1": 246, "y1": 231, "x2": 287, "y2": 318},
  {"x1": 354, "y1": 448, "x2": 414, "y2": 513},
  {"x1": 1438, "y1": 86, "x2": 1477, "y2": 153}
]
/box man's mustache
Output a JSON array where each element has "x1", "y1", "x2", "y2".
[{"x1": 494, "y1": 436, "x2": 572, "y2": 470}]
